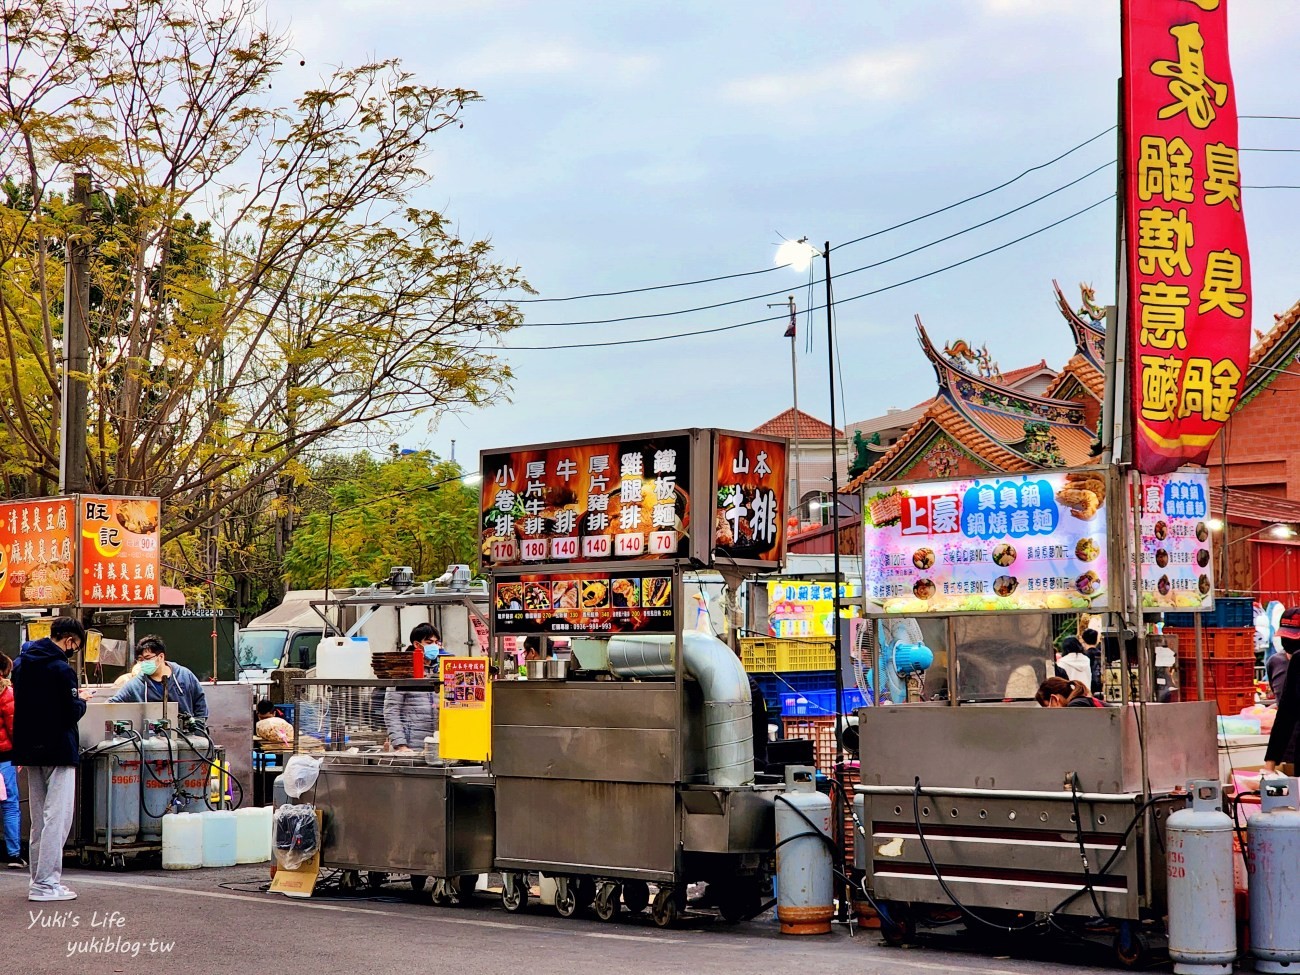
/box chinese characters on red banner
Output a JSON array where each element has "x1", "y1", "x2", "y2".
[
  {"x1": 0, "y1": 499, "x2": 75, "y2": 608},
  {"x1": 1124, "y1": 0, "x2": 1251, "y2": 473},
  {"x1": 713, "y1": 434, "x2": 787, "y2": 564}
]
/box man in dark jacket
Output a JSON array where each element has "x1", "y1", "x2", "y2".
[
  {"x1": 1264, "y1": 609, "x2": 1300, "y2": 776},
  {"x1": 12, "y1": 617, "x2": 91, "y2": 901}
]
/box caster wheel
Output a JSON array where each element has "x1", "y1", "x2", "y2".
[
  {"x1": 366, "y1": 871, "x2": 387, "y2": 891},
  {"x1": 622, "y1": 879, "x2": 650, "y2": 915},
  {"x1": 879, "y1": 903, "x2": 915, "y2": 946},
  {"x1": 594, "y1": 882, "x2": 621, "y2": 921},
  {"x1": 555, "y1": 877, "x2": 580, "y2": 918},
  {"x1": 651, "y1": 887, "x2": 679, "y2": 928},
  {"x1": 111, "y1": 854, "x2": 127, "y2": 870},
  {"x1": 501, "y1": 872, "x2": 528, "y2": 913},
  {"x1": 1113, "y1": 930, "x2": 1151, "y2": 969},
  {"x1": 410, "y1": 874, "x2": 428, "y2": 893}
]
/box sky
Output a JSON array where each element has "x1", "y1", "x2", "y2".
[{"x1": 270, "y1": 0, "x2": 1300, "y2": 471}]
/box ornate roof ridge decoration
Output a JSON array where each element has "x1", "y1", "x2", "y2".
[
  {"x1": 1241, "y1": 297, "x2": 1300, "y2": 406},
  {"x1": 917, "y1": 318, "x2": 1092, "y2": 424},
  {"x1": 1053, "y1": 279, "x2": 1107, "y2": 370},
  {"x1": 1043, "y1": 352, "x2": 1106, "y2": 402}
]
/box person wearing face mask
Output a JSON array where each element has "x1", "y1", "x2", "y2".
[
  {"x1": 107, "y1": 634, "x2": 209, "y2": 725},
  {"x1": 11, "y1": 616, "x2": 92, "y2": 901},
  {"x1": 383, "y1": 623, "x2": 443, "y2": 753}
]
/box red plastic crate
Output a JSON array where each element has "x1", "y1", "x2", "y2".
[
  {"x1": 781, "y1": 716, "x2": 840, "y2": 771},
  {"x1": 1164, "y1": 627, "x2": 1255, "y2": 660},
  {"x1": 1177, "y1": 652, "x2": 1255, "y2": 714}
]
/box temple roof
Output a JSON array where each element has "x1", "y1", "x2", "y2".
[
  {"x1": 1242, "y1": 297, "x2": 1300, "y2": 406},
  {"x1": 753, "y1": 407, "x2": 841, "y2": 439}
]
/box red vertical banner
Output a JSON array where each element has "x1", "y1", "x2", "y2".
[{"x1": 1123, "y1": 0, "x2": 1251, "y2": 474}]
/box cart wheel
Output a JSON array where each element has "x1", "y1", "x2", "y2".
[
  {"x1": 110, "y1": 854, "x2": 127, "y2": 871},
  {"x1": 879, "y1": 903, "x2": 915, "y2": 946},
  {"x1": 366, "y1": 871, "x2": 387, "y2": 891},
  {"x1": 622, "y1": 879, "x2": 650, "y2": 915},
  {"x1": 717, "y1": 881, "x2": 761, "y2": 924},
  {"x1": 1113, "y1": 929, "x2": 1151, "y2": 969},
  {"x1": 501, "y1": 872, "x2": 528, "y2": 913},
  {"x1": 79, "y1": 851, "x2": 94, "y2": 868},
  {"x1": 651, "y1": 887, "x2": 679, "y2": 928},
  {"x1": 594, "y1": 882, "x2": 621, "y2": 921},
  {"x1": 555, "y1": 877, "x2": 580, "y2": 918},
  {"x1": 410, "y1": 874, "x2": 428, "y2": 893}
]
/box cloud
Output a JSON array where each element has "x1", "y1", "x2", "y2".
[
  {"x1": 722, "y1": 45, "x2": 933, "y2": 108},
  {"x1": 447, "y1": 38, "x2": 656, "y2": 84}
]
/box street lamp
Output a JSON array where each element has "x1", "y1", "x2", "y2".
[{"x1": 777, "y1": 237, "x2": 848, "y2": 755}]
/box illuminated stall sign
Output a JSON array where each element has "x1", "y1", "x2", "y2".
[
  {"x1": 1137, "y1": 468, "x2": 1214, "y2": 612},
  {"x1": 481, "y1": 433, "x2": 692, "y2": 569},
  {"x1": 493, "y1": 570, "x2": 674, "y2": 635},
  {"x1": 78, "y1": 496, "x2": 162, "y2": 608},
  {"x1": 862, "y1": 471, "x2": 1111, "y2": 615},
  {"x1": 0, "y1": 498, "x2": 75, "y2": 608},
  {"x1": 1123, "y1": 0, "x2": 1252, "y2": 474},
  {"x1": 712, "y1": 432, "x2": 788, "y2": 566},
  {"x1": 766, "y1": 578, "x2": 859, "y2": 638}
]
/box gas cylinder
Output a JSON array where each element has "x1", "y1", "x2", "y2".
[
  {"x1": 1249, "y1": 777, "x2": 1300, "y2": 972},
  {"x1": 171, "y1": 731, "x2": 213, "y2": 814},
  {"x1": 91, "y1": 722, "x2": 141, "y2": 844},
  {"x1": 774, "y1": 765, "x2": 833, "y2": 935},
  {"x1": 138, "y1": 731, "x2": 177, "y2": 842},
  {"x1": 1167, "y1": 779, "x2": 1236, "y2": 974}
]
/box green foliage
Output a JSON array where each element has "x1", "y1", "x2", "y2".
[{"x1": 283, "y1": 453, "x2": 479, "y2": 589}]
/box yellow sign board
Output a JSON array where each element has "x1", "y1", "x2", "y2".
[{"x1": 438, "y1": 656, "x2": 490, "y2": 762}]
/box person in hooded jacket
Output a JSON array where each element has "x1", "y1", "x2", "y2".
[
  {"x1": 12, "y1": 617, "x2": 92, "y2": 901},
  {"x1": 0, "y1": 652, "x2": 22, "y2": 868}
]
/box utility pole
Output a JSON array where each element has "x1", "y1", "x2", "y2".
[{"x1": 59, "y1": 172, "x2": 91, "y2": 495}]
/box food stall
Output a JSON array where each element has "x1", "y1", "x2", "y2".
[
  {"x1": 480, "y1": 428, "x2": 789, "y2": 925},
  {"x1": 852, "y1": 464, "x2": 1220, "y2": 964}
]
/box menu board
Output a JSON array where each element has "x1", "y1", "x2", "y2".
[
  {"x1": 481, "y1": 433, "x2": 692, "y2": 569},
  {"x1": 766, "y1": 579, "x2": 859, "y2": 638},
  {"x1": 1137, "y1": 469, "x2": 1214, "y2": 612},
  {"x1": 441, "y1": 658, "x2": 487, "y2": 710},
  {"x1": 863, "y1": 470, "x2": 1111, "y2": 614},
  {"x1": 78, "y1": 496, "x2": 162, "y2": 608},
  {"x1": 493, "y1": 570, "x2": 674, "y2": 635},
  {"x1": 0, "y1": 498, "x2": 75, "y2": 608},
  {"x1": 713, "y1": 433, "x2": 787, "y2": 565}
]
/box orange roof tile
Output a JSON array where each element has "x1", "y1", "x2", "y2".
[
  {"x1": 753, "y1": 408, "x2": 842, "y2": 439},
  {"x1": 1250, "y1": 299, "x2": 1300, "y2": 369},
  {"x1": 1043, "y1": 354, "x2": 1105, "y2": 401},
  {"x1": 998, "y1": 359, "x2": 1051, "y2": 384}
]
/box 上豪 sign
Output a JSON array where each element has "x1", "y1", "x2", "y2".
[
  {"x1": 1137, "y1": 468, "x2": 1214, "y2": 611},
  {"x1": 862, "y1": 470, "x2": 1111, "y2": 615},
  {"x1": 713, "y1": 433, "x2": 787, "y2": 565},
  {"x1": 1123, "y1": 0, "x2": 1252, "y2": 474},
  {"x1": 480, "y1": 433, "x2": 693, "y2": 569}
]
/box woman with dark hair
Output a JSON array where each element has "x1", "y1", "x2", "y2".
[
  {"x1": 1035, "y1": 676, "x2": 1105, "y2": 708},
  {"x1": 0, "y1": 652, "x2": 21, "y2": 868}
]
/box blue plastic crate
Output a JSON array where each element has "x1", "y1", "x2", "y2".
[
  {"x1": 1165, "y1": 597, "x2": 1254, "y2": 629},
  {"x1": 780, "y1": 687, "x2": 871, "y2": 716},
  {"x1": 754, "y1": 671, "x2": 836, "y2": 704}
]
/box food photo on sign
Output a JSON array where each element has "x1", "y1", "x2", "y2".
[
  {"x1": 713, "y1": 433, "x2": 787, "y2": 564},
  {"x1": 1137, "y1": 469, "x2": 1214, "y2": 610},
  {"x1": 0, "y1": 499, "x2": 76, "y2": 608},
  {"x1": 79, "y1": 496, "x2": 162, "y2": 607},
  {"x1": 480, "y1": 433, "x2": 692, "y2": 567},
  {"x1": 493, "y1": 571, "x2": 674, "y2": 635},
  {"x1": 863, "y1": 471, "x2": 1110, "y2": 615}
]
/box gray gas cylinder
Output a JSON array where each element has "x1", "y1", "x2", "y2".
[
  {"x1": 91, "y1": 724, "x2": 141, "y2": 845},
  {"x1": 1167, "y1": 779, "x2": 1236, "y2": 974},
  {"x1": 138, "y1": 732, "x2": 176, "y2": 842},
  {"x1": 775, "y1": 765, "x2": 833, "y2": 935},
  {"x1": 172, "y1": 732, "x2": 213, "y2": 813},
  {"x1": 1250, "y1": 777, "x2": 1300, "y2": 973}
]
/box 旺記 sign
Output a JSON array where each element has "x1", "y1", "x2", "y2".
[
  {"x1": 1123, "y1": 0, "x2": 1252, "y2": 474},
  {"x1": 1137, "y1": 468, "x2": 1214, "y2": 612},
  {"x1": 862, "y1": 470, "x2": 1111, "y2": 615},
  {"x1": 712, "y1": 432, "x2": 788, "y2": 566},
  {"x1": 78, "y1": 496, "x2": 161, "y2": 608},
  {"x1": 480, "y1": 432, "x2": 695, "y2": 569},
  {"x1": 0, "y1": 498, "x2": 76, "y2": 608}
]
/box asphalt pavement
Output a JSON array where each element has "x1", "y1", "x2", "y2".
[{"x1": 5, "y1": 863, "x2": 1136, "y2": 975}]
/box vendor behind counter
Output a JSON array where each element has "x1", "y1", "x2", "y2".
[{"x1": 106, "y1": 635, "x2": 208, "y2": 724}]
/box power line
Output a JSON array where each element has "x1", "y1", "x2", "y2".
[{"x1": 503, "y1": 195, "x2": 1115, "y2": 352}]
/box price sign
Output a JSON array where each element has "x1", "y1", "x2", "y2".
[
  {"x1": 649, "y1": 531, "x2": 677, "y2": 554},
  {"x1": 583, "y1": 535, "x2": 612, "y2": 559},
  {"x1": 551, "y1": 537, "x2": 578, "y2": 560},
  {"x1": 491, "y1": 538, "x2": 519, "y2": 563},
  {"x1": 616, "y1": 533, "x2": 644, "y2": 556},
  {"x1": 521, "y1": 538, "x2": 549, "y2": 562}
]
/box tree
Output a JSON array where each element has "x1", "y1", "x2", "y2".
[
  {"x1": 0, "y1": 0, "x2": 526, "y2": 563},
  {"x1": 282, "y1": 452, "x2": 479, "y2": 589}
]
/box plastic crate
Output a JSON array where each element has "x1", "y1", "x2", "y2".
[
  {"x1": 776, "y1": 638, "x2": 837, "y2": 672},
  {"x1": 781, "y1": 716, "x2": 840, "y2": 771},
  {"x1": 739, "y1": 638, "x2": 779, "y2": 672},
  {"x1": 835, "y1": 761, "x2": 861, "y2": 867},
  {"x1": 1165, "y1": 626, "x2": 1256, "y2": 660},
  {"x1": 1165, "y1": 597, "x2": 1254, "y2": 629},
  {"x1": 1176, "y1": 653, "x2": 1256, "y2": 715},
  {"x1": 753, "y1": 671, "x2": 834, "y2": 703},
  {"x1": 779, "y1": 688, "x2": 869, "y2": 717}
]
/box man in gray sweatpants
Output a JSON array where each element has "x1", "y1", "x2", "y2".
[{"x1": 12, "y1": 617, "x2": 91, "y2": 901}]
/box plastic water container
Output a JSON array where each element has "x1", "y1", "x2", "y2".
[
  {"x1": 201, "y1": 810, "x2": 237, "y2": 867},
  {"x1": 234, "y1": 806, "x2": 273, "y2": 864},
  {"x1": 161, "y1": 813, "x2": 203, "y2": 870},
  {"x1": 315, "y1": 636, "x2": 374, "y2": 679}
]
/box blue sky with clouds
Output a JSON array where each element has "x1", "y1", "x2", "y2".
[{"x1": 272, "y1": 0, "x2": 1300, "y2": 468}]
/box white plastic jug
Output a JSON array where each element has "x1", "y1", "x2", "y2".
[
  {"x1": 234, "y1": 806, "x2": 273, "y2": 863},
  {"x1": 315, "y1": 636, "x2": 374, "y2": 679},
  {"x1": 201, "y1": 810, "x2": 237, "y2": 867},
  {"x1": 162, "y1": 813, "x2": 203, "y2": 870}
]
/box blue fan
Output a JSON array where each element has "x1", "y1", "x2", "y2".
[{"x1": 859, "y1": 617, "x2": 934, "y2": 703}]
